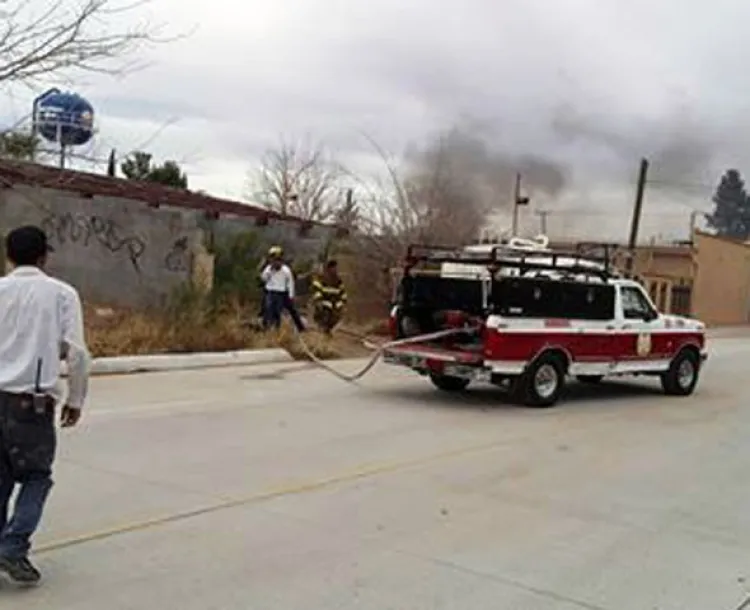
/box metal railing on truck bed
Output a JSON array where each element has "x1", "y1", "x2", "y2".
[{"x1": 403, "y1": 242, "x2": 625, "y2": 282}]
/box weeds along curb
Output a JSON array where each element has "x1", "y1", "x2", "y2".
[{"x1": 61, "y1": 348, "x2": 294, "y2": 377}]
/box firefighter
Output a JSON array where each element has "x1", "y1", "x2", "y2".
[{"x1": 311, "y1": 259, "x2": 347, "y2": 334}]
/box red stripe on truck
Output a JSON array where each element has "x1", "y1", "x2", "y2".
[{"x1": 484, "y1": 329, "x2": 704, "y2": 363}]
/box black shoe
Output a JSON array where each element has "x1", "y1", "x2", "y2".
[{"x1": 0, "y1": 556, "x2": 41, "y2": 586}]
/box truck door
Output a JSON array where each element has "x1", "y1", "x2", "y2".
[{"x1": 616, "y1": 284, "x2": 665, "y2": 362}]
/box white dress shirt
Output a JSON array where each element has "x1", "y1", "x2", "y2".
[
  {"x1": 261, "y1": 264, "x2": 295, "y2": 298},
  {"x1": 0, "y1": 266, "x2": 91, "y2": 408}
]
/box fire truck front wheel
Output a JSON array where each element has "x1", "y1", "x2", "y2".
[
  {"x1": 429, "y1": 374, "x2": 471, "y2": 392},
  {"x1": 661, "y1": 348, "x2": 700, "y2": 396},
  {"x1": 518, "y1": 353, "x2": 567, "y2": 407}
]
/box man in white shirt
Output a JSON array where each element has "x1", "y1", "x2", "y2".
[
  {"x1": 260, "y1": 250, "x2": 296, "y2": 330},
  {"x1": 258, "y1": 246, "x2": 306, "y2": 332},
  {"x1": 0, "y1": 225, "x2": 90, "y2": 586}
]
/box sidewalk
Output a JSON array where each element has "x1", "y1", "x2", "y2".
[{"x1": 707, "y1": 325, "x2": 750, "y2": 338}]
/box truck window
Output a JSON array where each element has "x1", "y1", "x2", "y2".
[
  {"x1": 400, "y1": 275, "x2": 485, "y2": 315},
  {"x1": 620, "y1": 286, "x2": 657, "y2": 320},
  {"x1": 493, "y1": 278, "x2": 615, "y2": 320}
]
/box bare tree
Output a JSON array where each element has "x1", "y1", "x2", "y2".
[
  {"x1": 0, "y1": 0, "x2": 181, "y2": 85},
  {"x1": 337, "y1": 130, "x2": 495, "y2": 313},
  {"x1": 354, "y1": 128, "x2": 492, "y2": 259},
  {"x1": 249, "y1": 137, "x2": 347, "y2": 222}
]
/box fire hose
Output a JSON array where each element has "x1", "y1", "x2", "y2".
[{"x1": 292, "y1": 324, "x2": 483, "y2": 383}]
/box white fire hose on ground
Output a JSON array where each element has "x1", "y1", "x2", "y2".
[{"x1": 292, "y1": 325, "x2": 482, "y2": 383}]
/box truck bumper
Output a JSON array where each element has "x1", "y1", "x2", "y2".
[{"x1": 382, "y1": 345, "x2": 490, "y2": 382}]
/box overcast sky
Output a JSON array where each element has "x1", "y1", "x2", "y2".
[{"x1": 4, "y1": 0, "x2": 750, "y2": 241}]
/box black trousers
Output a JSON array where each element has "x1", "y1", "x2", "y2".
[{"x1": 263, "y1": 291, "x2": 305, "y2": 331}]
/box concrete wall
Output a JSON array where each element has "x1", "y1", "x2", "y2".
[
  {"x1": 0, "y1": 185, "x2": 204, "y2": 308},
  {"x1": 209, "y1": 216, "x2": 336, "y2": 265},
  {"x1": 693, "y1": 231, "x2": 750, "y2": 326},
  {"x1": 0, "y1": 185, "x2": 338, "y2": 308}
]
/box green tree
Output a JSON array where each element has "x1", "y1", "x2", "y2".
[
  {"x1": 0, "y1": 130, "x2": 41, "y2": 161},
  {"x1": 705, "y1": 169, "x2": 750, "y2": 240},
  {"x1": 121, "y1": 151, "x2": 188, "y2": 189}
]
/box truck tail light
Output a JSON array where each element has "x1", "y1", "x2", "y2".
[
  {"x1": 483, "y1": 328, "x2": 506, "y2": 358},
  {"x1": 388, "y1": 307, "x2": 398, "y2": 338}
]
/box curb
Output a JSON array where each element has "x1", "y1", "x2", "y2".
[{"x1": 62, "y1": 348, "x2": 294, "y2": 377}]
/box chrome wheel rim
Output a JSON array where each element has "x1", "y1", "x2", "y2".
[
  {"x1": 677, "y1": 359, "x2": 695, "y2": 388},
  {"x1": 534, "y1": 364, "x2": 559, "y2": 399}
]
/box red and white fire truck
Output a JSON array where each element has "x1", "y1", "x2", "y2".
[{"x1": 382, "y1": 238, "x2": 708, "y2": 407}]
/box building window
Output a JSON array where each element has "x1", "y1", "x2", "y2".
[
  {"x1": 658, "y1": 281, "x2": 668, "y2": 311},
  {"x1": 671, "y1": 285, "x2": 692, "y2": 316}
]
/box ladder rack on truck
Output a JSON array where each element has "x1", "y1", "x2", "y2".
[{"x1": 404, "y1": 241, "x2": 625, "y2": 283}]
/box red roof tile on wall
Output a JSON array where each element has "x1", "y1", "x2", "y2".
[{"x1": 0, "y1": 159, "x2": 321, "y2": 226}]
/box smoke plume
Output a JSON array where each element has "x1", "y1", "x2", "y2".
[
  {"x1": 551, "y1": 103, "x2": 718, "y2": 195},
  {"x1": 405, "y1": 124, "x2": 570, "y2": 210}
]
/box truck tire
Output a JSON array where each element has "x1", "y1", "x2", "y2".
[
  {"x1": 576, "y1": 375, "x2": 603, "y2": 384},
  {"x1": 429, "y1": 374, "x2": 470, "y2": 392},
  {"x1": 518, "y1": 353, "x2": 566, "y2": 407},
  {"x1": 661, "y1": 348, "x2": 700, "y2": 396}
]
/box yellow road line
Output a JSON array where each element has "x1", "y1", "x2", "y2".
[{"x1": 36, "y1": 437, "x2": 507, "y2": 555}]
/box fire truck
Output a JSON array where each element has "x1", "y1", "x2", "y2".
[{"x1": 383, "y1": 237, "x2": 708, "y2": 407}]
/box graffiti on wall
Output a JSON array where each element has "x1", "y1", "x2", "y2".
[
  {"x1": 41, "y1": 212, "x2": 146, "y2": 272},
  {"x1": 164, "y1": 236, "x2": 190, "y2": 273}
]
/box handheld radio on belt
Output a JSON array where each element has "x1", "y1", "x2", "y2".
[{"x1": 33, "y1": 358, "x2": 46, "y2": 414}]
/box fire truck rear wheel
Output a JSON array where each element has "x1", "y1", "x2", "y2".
[
  {"x1": 429, "y1": 374, "x2": 471, "y2": 392},
  {"x1": 519, "y1": 353, "x2": 566, "y2": 408},
  {"x1": 661, "y1": 348, "x2": 700, "y2": 396}
]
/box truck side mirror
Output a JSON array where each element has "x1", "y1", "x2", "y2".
[{"x1": 644, "y1": 309, "x2": 659, "y2": 322}]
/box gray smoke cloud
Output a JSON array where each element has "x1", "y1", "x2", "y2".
[
  {"x1": 551, "y1": 104, "x2": 718, "y2": 195},
  {"x1": 405, "y1": 124, "x2": 570, "y2": 210}
]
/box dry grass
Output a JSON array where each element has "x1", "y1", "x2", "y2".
[{"x1": 84, "y1": 302, "x2": 378, "y2": 360}]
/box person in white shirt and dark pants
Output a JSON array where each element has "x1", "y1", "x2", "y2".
[
  {"x1": 260, "y1": 250, "x2": 305, "y2": 331},
  {"x1": 0, "y1": 226, "x2": 90, "y2": 586}
]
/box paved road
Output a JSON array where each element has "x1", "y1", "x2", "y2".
[{"x1": 3, "y1": 337, "x2": 750, "y2": 609}]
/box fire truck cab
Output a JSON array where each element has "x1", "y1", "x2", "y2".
[{"x1": 383, "y1": 239, "x2": 708, "y2": 407}]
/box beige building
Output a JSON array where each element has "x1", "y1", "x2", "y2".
[
  {"x1": 692, "y1": 231, "x2": 750, "y2": 325},
  {"x1": 618, "y1": 243, "x2": 695, "y2": 317},
  {"x1": 621, "y1": 231, "x2": 750, "y2": 326}
]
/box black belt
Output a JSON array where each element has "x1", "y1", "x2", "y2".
[{"x1": 0, "y1": 391, "x2": 55, "y2": 412}]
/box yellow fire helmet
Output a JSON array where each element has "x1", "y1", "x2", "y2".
[{"x1": 268, "y1": 245, "x2": 283, "y2": 257}]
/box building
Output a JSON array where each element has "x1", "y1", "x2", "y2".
[
  {"x1": 614, "y1": 242, "x2": 695, "y2": 317},
  {"x1": 0, "y1": 159, "x2": 340, "y2": 308},
  {"x1": 615, "y1": 232, "x2": 750, "y2": 326},
  {"x1": 691, "y1": 231, "x2": 750, "y2": 326}
]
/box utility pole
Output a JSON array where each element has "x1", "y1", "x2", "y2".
[
  {"x1": 625, "y1": 158, "x2": 649, "y2": 275},
  {"x1": 511, "y1": 173, "x2": 530, "y2": 237},
  {"x1": 535, "y1": 209, "x2": 550, "y2": 234}
]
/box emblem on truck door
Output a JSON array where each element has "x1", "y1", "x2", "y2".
[{"x1": 636, "y1": 332, "x2": 652, "y2": 357}]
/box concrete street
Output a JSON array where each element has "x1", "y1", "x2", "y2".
[{"x1": 3, "y1": 336, "x2": 750, "y2": 609}]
